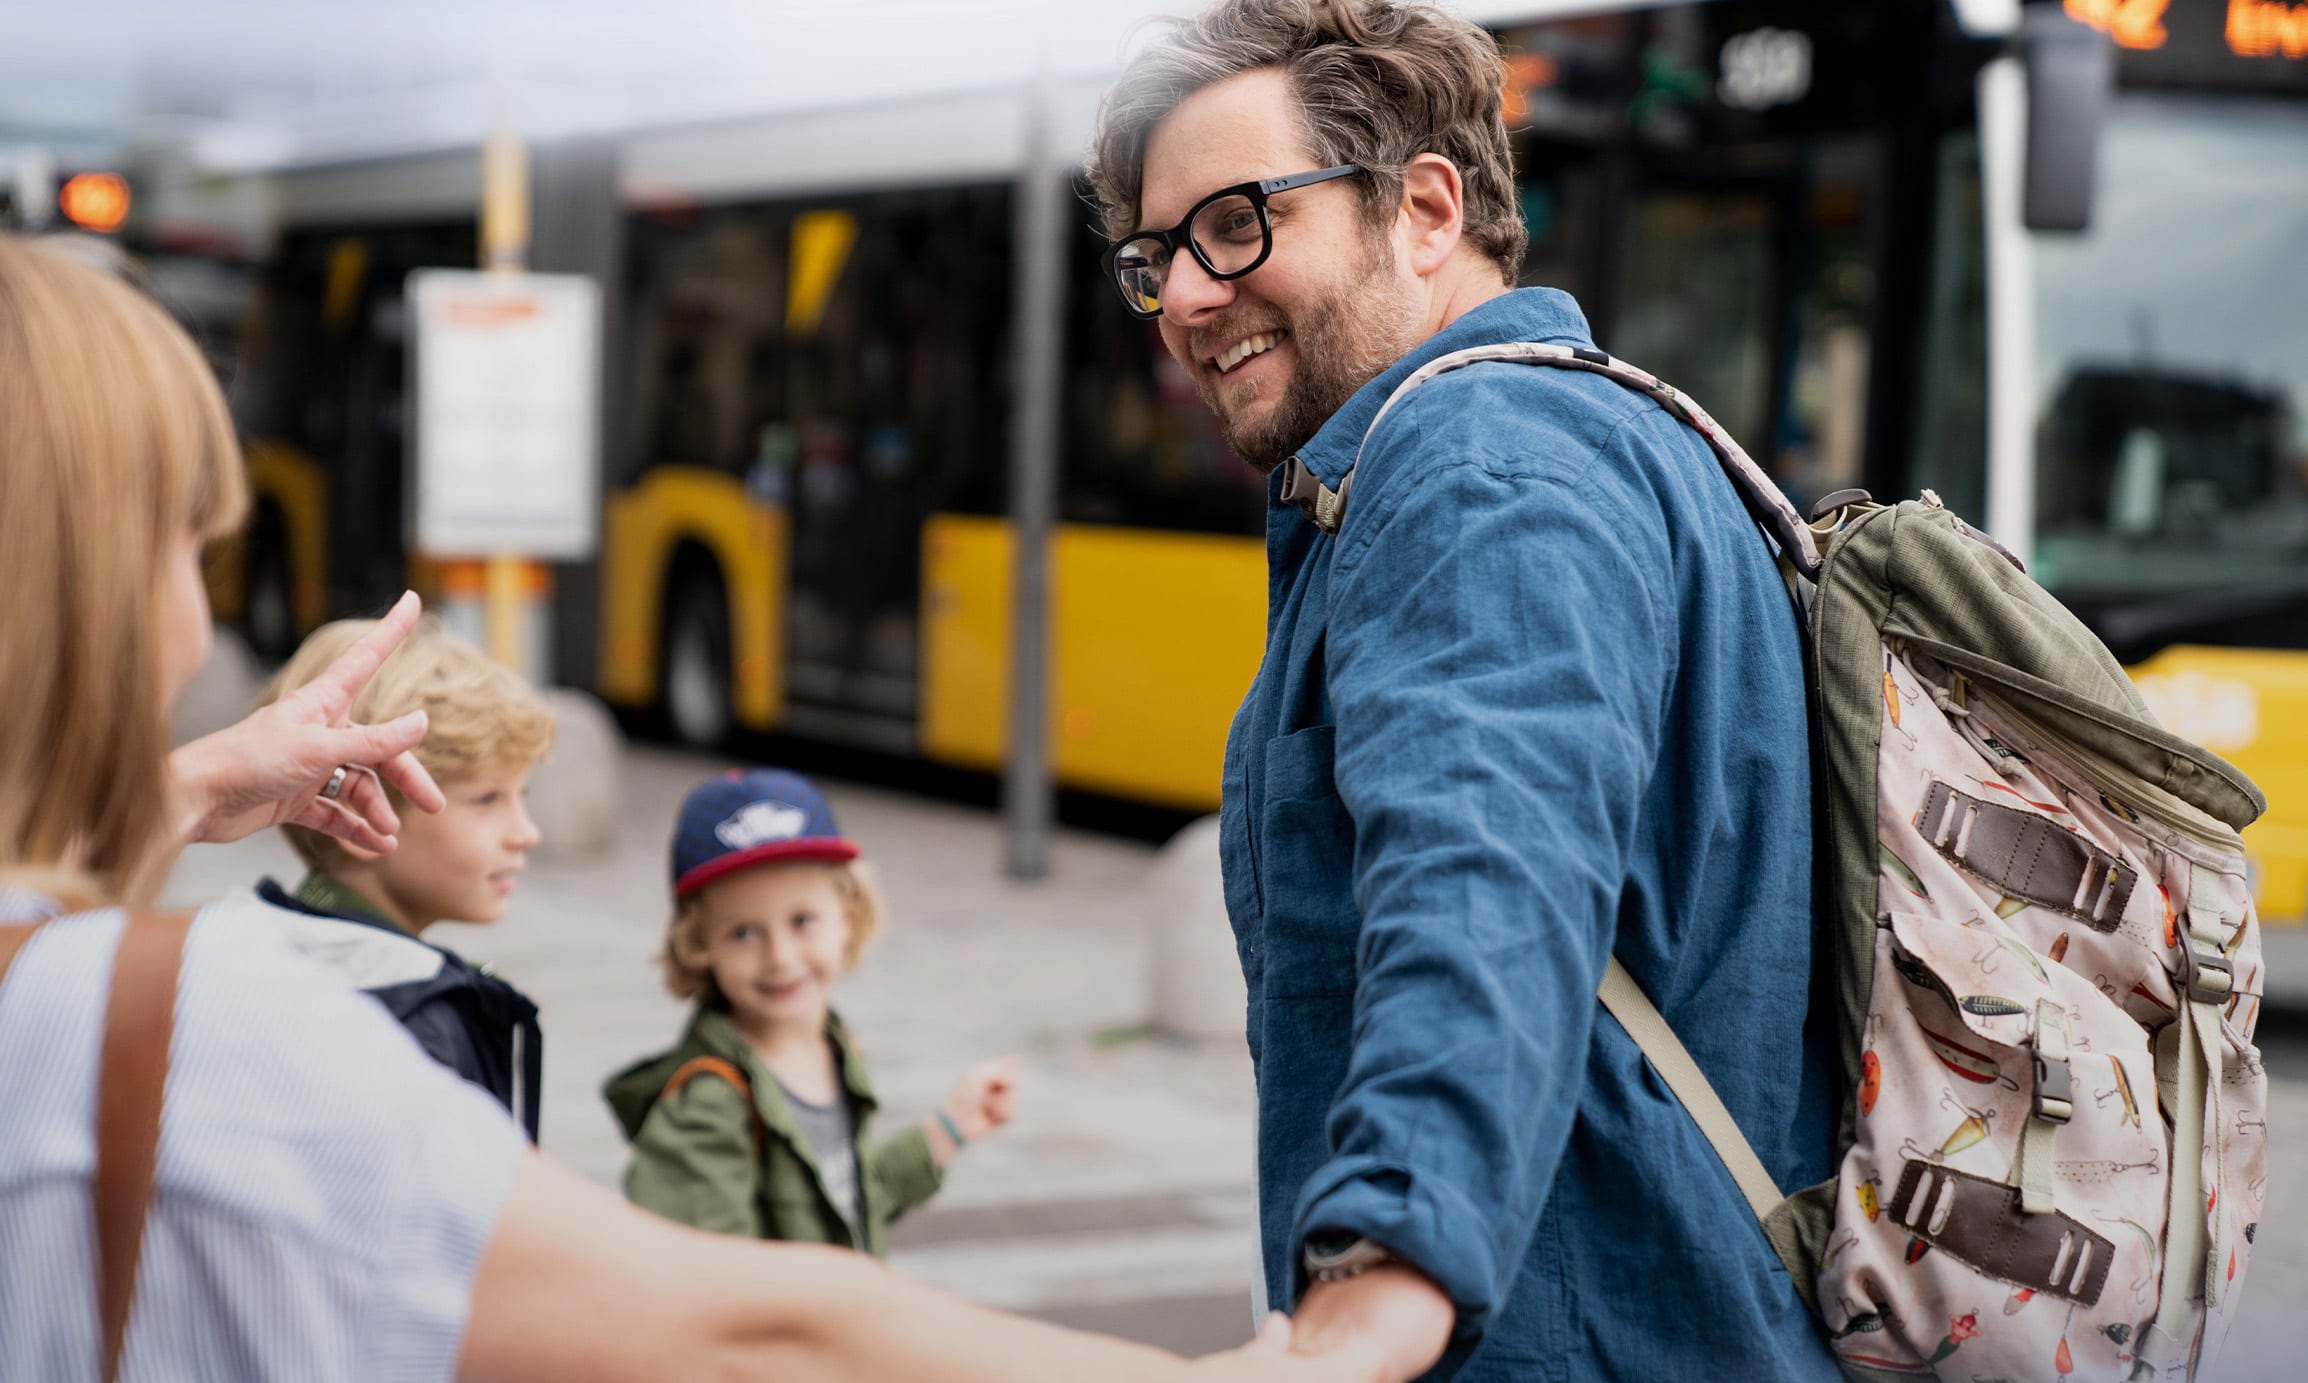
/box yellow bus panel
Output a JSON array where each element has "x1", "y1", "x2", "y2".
[
  {"x1": 2129, "y1": 644, "x2": 2308, "y2": 924},
  {"x1": 919, "y1": 515, "x2": 1013, "y2": 771},
  {"x1": 920, "y1": 515, "x2": 1267, "y2": 811},
  {"x1": 599, "y1": 466, "x2": 786, "y2": 728},
  {"x1": 230, "y1": 440, "x2": 328, "y2": 635}
]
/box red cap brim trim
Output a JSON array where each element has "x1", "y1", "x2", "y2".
[{"x1": 675, "y1": 837, "x2": 862, "y2": 898}]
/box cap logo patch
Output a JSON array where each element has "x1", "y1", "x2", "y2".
[{"x1": 716, "y1": 800, "x2": 808, "y2": 850}]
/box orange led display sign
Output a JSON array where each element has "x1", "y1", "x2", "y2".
[
  {"x1": 2228, "y1": 0, "x2": 2308, "y2": 57},
  {"x1": 2065, "y1": 0, "x2": 2172, "y2": 51},
  {"x1": 59, "y1": 172, "x2": 130, "y2": 233}
]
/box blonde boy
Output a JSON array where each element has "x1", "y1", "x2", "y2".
[{"x1": 256, "y1": 617, "x2": 556, "y2": 1137}]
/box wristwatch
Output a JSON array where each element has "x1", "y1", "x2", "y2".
[{"x1": 1303, "y1": 1231, "x2": 1396, "y2": 1283}]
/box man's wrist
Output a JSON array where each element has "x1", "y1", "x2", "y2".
[{"x1": 1289, "y1": 1262, "x2": 1455, "y2": 1381}]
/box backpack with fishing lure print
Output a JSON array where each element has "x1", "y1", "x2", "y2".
[{"x1": 1283, "y1": 342, "x2": 2272, "y2": 1381}]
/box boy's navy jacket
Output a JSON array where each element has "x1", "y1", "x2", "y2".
[
  {"x1": 256, "y1": 874, "x2": 542, "y2": 1141},
  {"x1": 1226, "y1": 288, "x2": 1840, "y2": 1379}
]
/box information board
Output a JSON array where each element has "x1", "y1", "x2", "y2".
[{"x1": 411, "y1": 269, "x2": 602, "y2": 559}]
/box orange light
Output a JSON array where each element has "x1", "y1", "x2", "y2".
[
  {"x1": 2064, "y1": 0, "x2": 2171, "y2": 51},
  {"x1": 59, "y1": 172, "x2": 131, "y2": 233},
  {"x1": 1500, "y1": 52, "x2": 1559, "y2": 127},
  {"x1": 2228, "y1": 0, "x2": 2308, "y2": 58}
]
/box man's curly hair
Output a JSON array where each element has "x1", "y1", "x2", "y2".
[{"x1": 1086, "y1": 0, "x2": 1526, "y2": 284}]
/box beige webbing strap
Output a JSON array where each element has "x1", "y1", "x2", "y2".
[
  {"x1": 95, "y1": 909, "x2": 194, "y2": 1383},
  {"x1": 1598, "y1": 957, "x2": 1783, "y2": 1223},
  {"x1": 2014, "y1": 1000, "x2": 2071, "y2": 1215}
]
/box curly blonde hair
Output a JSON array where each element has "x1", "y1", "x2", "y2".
[
  {"x1": 1085, "y1": 0, "x2": 1527, "y2": 284},
  {"x1": 658, "y1": 859, "x2": 886, "y2": 1003},
  {"x1": 267, "y1": 617, "x2": 556, "y2": 870}
]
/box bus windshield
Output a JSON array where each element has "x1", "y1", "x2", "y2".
[{"x1": 2029, "y1": 93, "x2": 2308, "y2": 609}]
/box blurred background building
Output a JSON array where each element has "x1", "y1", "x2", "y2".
[{"x1": 4, "y1": 0, "x2": 2305, "y2": 910}]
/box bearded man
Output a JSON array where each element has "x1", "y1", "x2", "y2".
[{"x1": 1086, "y1": 3, "x2": 1841, "y2": 1379}]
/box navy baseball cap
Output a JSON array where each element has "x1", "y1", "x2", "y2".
[{"x1": 671, "y1": 768, "x2": 860, "y2": 899}]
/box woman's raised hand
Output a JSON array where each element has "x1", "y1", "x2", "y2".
[{"x1": 171, "y1": 591, "x2": 447, "y2": 854}]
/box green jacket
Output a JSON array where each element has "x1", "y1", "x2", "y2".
[{"x1": 602, "y1": 1006, "x2": 940, "y2": 1254}]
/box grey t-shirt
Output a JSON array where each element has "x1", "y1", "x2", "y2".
[{"x1": 775, "y1": 1077, "x2": 865, "y2": 1237}]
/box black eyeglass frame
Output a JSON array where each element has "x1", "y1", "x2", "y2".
[{"x1": 1104, "y1": 163, "x2": 1364, "y2": 320}]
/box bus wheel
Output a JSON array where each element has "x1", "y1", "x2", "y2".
[
  {"x1": 244, "y1": 506, "x2": 298, "y2": 660},
  {"x1": 663, "y1": 575, "x2": 733, "y2": 750}
]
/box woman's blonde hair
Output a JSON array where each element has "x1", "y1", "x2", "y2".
[
  {"x1": 658, "y1": 860, "x2": 886, "y2": 1003},
  {"x1": 0, "y1": 234, "x2": 248, "y2": 908},
  {"x1": 266, "y1": 616, "x2": 558, "y2": 871}
]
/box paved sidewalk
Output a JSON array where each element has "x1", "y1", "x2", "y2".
[{"x1": 162, "y1": 743, "x2": 1261, "y2": 1349}]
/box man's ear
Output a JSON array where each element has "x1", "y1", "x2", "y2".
[{"x1": 1398, "y1": 153, "x2": 1467, "y2": 276}]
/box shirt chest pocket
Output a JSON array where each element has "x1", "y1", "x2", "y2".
[{"x1": 1255, "y1": 724, "x2": 1361, "y2": 999}]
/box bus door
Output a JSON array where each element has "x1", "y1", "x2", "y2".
[{"x1": 778, "y1": 187, "x2": 1013, "y2": 755}]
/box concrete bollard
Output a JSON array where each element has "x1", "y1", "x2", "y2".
[
  {"x1": 171, "y1": 625, "x2": 266, "y2": 746},
  {"x1": 527, "y1": 688, "x2": 625, "y2": 858},
  {"x1": 1147, "y1": 814, "x2": 1249, "y2": 1042}
]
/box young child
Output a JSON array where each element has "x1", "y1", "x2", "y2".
[
  {"x1": 255, "y1": 616, "x2": 555, "y2": 1139},
  {"x1": 605, "y1": 768, "x2": 1017, "y2": 1252}
]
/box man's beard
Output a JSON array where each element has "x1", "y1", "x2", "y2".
[{"x1": 1194, "y1": 243, "x2": 1422, "y2": 474}]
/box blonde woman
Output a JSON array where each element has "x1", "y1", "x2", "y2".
[{"x1": 0, "y1": 233, "x2": 1370, "y2": 1382}]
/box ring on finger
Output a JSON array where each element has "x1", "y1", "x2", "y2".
[{"x1": 320, "y1": 765, "x2": 350, "y2": 801}]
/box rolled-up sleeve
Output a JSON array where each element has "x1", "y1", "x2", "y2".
[{"x1": 1292, "y1": 405, "x2": 1673, "y2": 1348}]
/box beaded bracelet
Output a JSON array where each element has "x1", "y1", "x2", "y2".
[{"x1": 935, "y1": 1109, "x2": 968, "y2": 1148}]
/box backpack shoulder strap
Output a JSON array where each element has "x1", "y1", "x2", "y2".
[
  {"x1": 1282, "y1": 341, "x2": 1824, "y2": 582},
  {"x1": 663, "y1": 1055, "x2": 767, "y2": 1154},
  {"x1": 96, "y1": 908, "x2": 195, "y2": 1383},
  {"x1": 1599, "y1": 957, "x2": 1782, "y2": 1225}
]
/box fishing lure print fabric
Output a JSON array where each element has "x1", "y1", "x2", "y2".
[{"x1": 1820, "y1": 650, "x2": 2267, "y2": 1380}]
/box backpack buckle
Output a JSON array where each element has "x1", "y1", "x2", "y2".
[
  {"x1": 1278, "y1": 455, "x2": 1352, "y2": 535},
  {"x1": 2180, "y1": 941, "x2": 2235, "y2": 1006},
  {"x1": 2031, "y1": 1050, "x2": 2073, "y2": 1125}
]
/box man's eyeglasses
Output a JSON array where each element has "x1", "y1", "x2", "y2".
[{"x1": 1105, "y1": 164, "x2": 1363, "y2": 320}]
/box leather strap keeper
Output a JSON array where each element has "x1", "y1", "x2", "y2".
[
  {"x1": 1916, "y1": 780, "x2": 2137, "y2": 930},
  {"x1": 1888, "y1": 1159, "x2": 2113, "y2": 1307}
]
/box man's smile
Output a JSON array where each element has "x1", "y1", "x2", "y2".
[{"x1": 1211, "y1": 328, "x2": 1288, "y2": 375}]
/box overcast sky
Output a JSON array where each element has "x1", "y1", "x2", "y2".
[{"x1": 0, "y1": 0, "x2": 1587, "y2": 169}]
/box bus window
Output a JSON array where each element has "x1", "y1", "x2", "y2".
[
  {"x1": 1613, "y1": 189, "x2": 1775, "y2": 447},
  {"x1": 1913, "y1": 133, "x2": 1989, "y2": 527},
  {"x1": 2028, "y1": 93, "x2": 2308, "y2": 617},
  {"x1": 1061, "y1": 217, "x2": 1265, "y2": 536}
]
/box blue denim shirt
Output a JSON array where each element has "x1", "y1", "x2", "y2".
[{"x1": 1221, "y1": 289, "x2": 1840, "y2": 1379}]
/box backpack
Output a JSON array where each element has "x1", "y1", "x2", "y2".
[{"x1": 1283, "y1": 342, "x2": 2270, "y2": 1381}]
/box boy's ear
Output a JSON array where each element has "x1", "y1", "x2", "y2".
[{"x1": 334, "y1": 840, "x2": 389, "y2": 866}]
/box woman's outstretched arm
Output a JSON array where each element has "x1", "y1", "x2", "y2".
[{"x1": 460, "y1": 1152, "x2": 1377, "y2": 1383}]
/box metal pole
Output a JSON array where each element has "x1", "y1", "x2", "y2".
[
  {"x1": 1977, "y1": 55, "x2": 2038, "y2": 568},
  {"x1": 1003, "y1": 76, "x2": 1069, "y2": 880}
]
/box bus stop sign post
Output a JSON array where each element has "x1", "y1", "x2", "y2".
[
  {"x1": 411, "y1": 127, "x2": 602, "y2": 681},
  {"x1": 482, "y1": 128, "x2": 535, "y2": 677}
]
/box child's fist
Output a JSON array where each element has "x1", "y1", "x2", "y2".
[{"x1": 943, "y1": 1055, "x2": 1021, "y2": 1142}]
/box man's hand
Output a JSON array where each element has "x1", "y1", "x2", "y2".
[
  {"x1": 1286, "y1": 1264, "x2": 1455, "y2": 1383},
  {"x1": 171, "y1": 591, "x2": 447, "y2": 854},
  {"x1": 1190, "y1": 1313, "x2": 1386, "y2": 1381}
]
